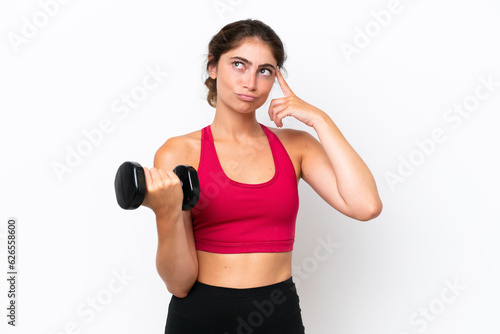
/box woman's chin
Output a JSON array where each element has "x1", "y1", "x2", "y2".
[{"x1": 234, "y1": 99, "x2": 266, "y2": 113}]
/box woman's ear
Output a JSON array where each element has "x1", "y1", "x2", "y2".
[{"x1": 208, "y1": 54, "x2": 217, "y2": 79}]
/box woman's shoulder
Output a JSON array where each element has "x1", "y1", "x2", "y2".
[
  {"x1": 265, "y1": 125, "x2": 319, "y2": 165},
  {"x1": 154, "y1": 129, "x2": 203, "y2": 170},
  {"x1": 266, "y1": 125, "x2": 317, "y2": 147}
]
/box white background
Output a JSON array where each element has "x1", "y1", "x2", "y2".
[{"x1": 1, "y1": 0, "x2": 499, "y2": 333}]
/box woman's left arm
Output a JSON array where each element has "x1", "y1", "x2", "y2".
[{"x1": 269, "y1": 69, "x2": 382, "y2": 221}]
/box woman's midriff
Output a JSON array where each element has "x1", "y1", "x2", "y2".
[{"x1": 196, "y1": 250, "x2": 293, "y2": 288}]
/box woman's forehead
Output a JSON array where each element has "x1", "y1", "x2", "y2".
[{"x1": 223, "y1": 38, "x2": 277, "y2": 65}]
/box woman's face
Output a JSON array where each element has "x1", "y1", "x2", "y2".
[{"x1": 210, "y1": 38, "x2": 277, "y2": 113}]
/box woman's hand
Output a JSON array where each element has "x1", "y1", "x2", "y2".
[
  {"x1": 268, "y1": 68, "x2": 326, "y2": 128},
  {"x1": 141, "y1": 167, "x2": 184, "y2": 220}
]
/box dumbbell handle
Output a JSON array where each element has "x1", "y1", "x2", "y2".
[{"x1": 114, "y1": 161, "x2": 200, "y2": 211}]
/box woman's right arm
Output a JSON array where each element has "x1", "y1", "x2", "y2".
[
  {"x1": 154, "y1": 211, "x2": 198, "y2": 298},
  {"x1": 142, "y1": 137, "x2": 199, "y2": 298}
]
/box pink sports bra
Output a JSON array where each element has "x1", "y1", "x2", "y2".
[{"x1": 191, "y1": 123, "x2": 299, "y2": 254}]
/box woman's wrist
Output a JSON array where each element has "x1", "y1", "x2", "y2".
[
  {"x1": 155, "y1": 209, "x2": 182, "y2": 227},
  {"x1": 310, "y1": 109, "x2": 333, "y2": 131}
]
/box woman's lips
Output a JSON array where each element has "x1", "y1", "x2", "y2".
[{"x1": 236, "y1": 93, "x2": 257, "y2": 101}]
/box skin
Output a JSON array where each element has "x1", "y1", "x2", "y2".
[{"x1": 142, "y1": 37, "x2": 383, "y2": 298}]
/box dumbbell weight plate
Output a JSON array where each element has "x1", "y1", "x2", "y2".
[
  {"x1": 114, "y1": 161, "x2": 146, "y2": 210},
  {"x1": 173, "y1": 165, "x2": 200, "y2": 211}
]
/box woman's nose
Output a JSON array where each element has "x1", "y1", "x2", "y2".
[{"x1": 242, "y1": 71, "x2": 256, "y2": 91}]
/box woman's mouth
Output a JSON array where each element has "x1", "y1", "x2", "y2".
[{"x1": 236, "y1": 93, "x2": 257, "y2": 101}]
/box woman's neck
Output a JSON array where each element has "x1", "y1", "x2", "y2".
[{"x1": 211, "y1": 104, "x2": 263, "y2": 141}]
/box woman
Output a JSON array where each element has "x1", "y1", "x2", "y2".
[{"x1": 142, "y1": 19, "x2": 382, "y2": 333}]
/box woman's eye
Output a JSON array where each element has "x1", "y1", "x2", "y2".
[
  {"x1": 259, "y1": 68, "x2": 272, "y2": 76},
  {"x1": 233, "y1": 61, "x2": 243, "y2": 69}
]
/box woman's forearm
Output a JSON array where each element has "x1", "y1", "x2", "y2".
[
  {"x1": 312, "y1": 112, "x2": 382, "y2": 219},
  {"x1": 155, "y1": 213, "x2": 198, "y2": 298}
]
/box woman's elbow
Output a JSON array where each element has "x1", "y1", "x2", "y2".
[
  {"x1": 352, "y1": 200, "x2": 383, "y2": 222},
  {"x1": 167, "y1": 279, "x2": 196, "y2": 299},
  {"x1": 169, "y1": 288, "x2": 189, "y2": 299},
  {"x1": 359, "y1": 201, "x2": 383, "y2": 222}
]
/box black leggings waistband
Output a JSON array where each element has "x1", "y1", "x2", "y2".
[{"x1": 190, "y1": 277, "x2": 295, "y2": 298}]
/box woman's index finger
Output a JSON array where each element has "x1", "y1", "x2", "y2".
[{"x1": 276, "y1": 67, "x2": 293, "y2": 96}]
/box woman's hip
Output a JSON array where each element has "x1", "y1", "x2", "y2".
[{"x1": 165, "y1": 276, "x2": 305, "y2": 333}]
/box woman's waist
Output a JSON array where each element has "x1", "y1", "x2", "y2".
[{"x1": 196, "y1": 250, "x2": 292, "y2": 289}]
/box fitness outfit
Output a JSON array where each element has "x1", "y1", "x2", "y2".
[
  {"x1": 192, "y1": 123, "x2": 299, "y2": 253},
  {"x1": 164, "y1": 123, "x2": 305, "y2": 333}
]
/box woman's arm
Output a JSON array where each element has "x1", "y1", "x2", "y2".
[
  {"x1": 154, "y1": 211, "x2": 198, "y2": 298},
  {"x1": 142, "y1": 137, "x2": 199, "y2": 298},
  {"x1": 301, "y1": 116, "x2": 382, "y2": 221},
  {"x1": 269, "y1": 69, "x2": 382, "y2": 221}
]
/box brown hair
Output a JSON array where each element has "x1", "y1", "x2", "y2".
[{"x1": 204, "y1": 19, "x2": 287, "y2": 108}]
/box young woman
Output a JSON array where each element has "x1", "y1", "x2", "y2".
[{"x1": 142, "y1": 19, "x2": 382, "y2": 333}]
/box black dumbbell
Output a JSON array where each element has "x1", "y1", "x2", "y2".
[{"x1": 114, "y1": 161, "x2": 200, "y2": 211}]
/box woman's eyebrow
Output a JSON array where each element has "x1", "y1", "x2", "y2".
[{"x1": 230, "y1": 56, "x2": 276, "y2": 70}]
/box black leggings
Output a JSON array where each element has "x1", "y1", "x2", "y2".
[{"x1": 165, "y1": 277, "x2": 305, "y2": 333}]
